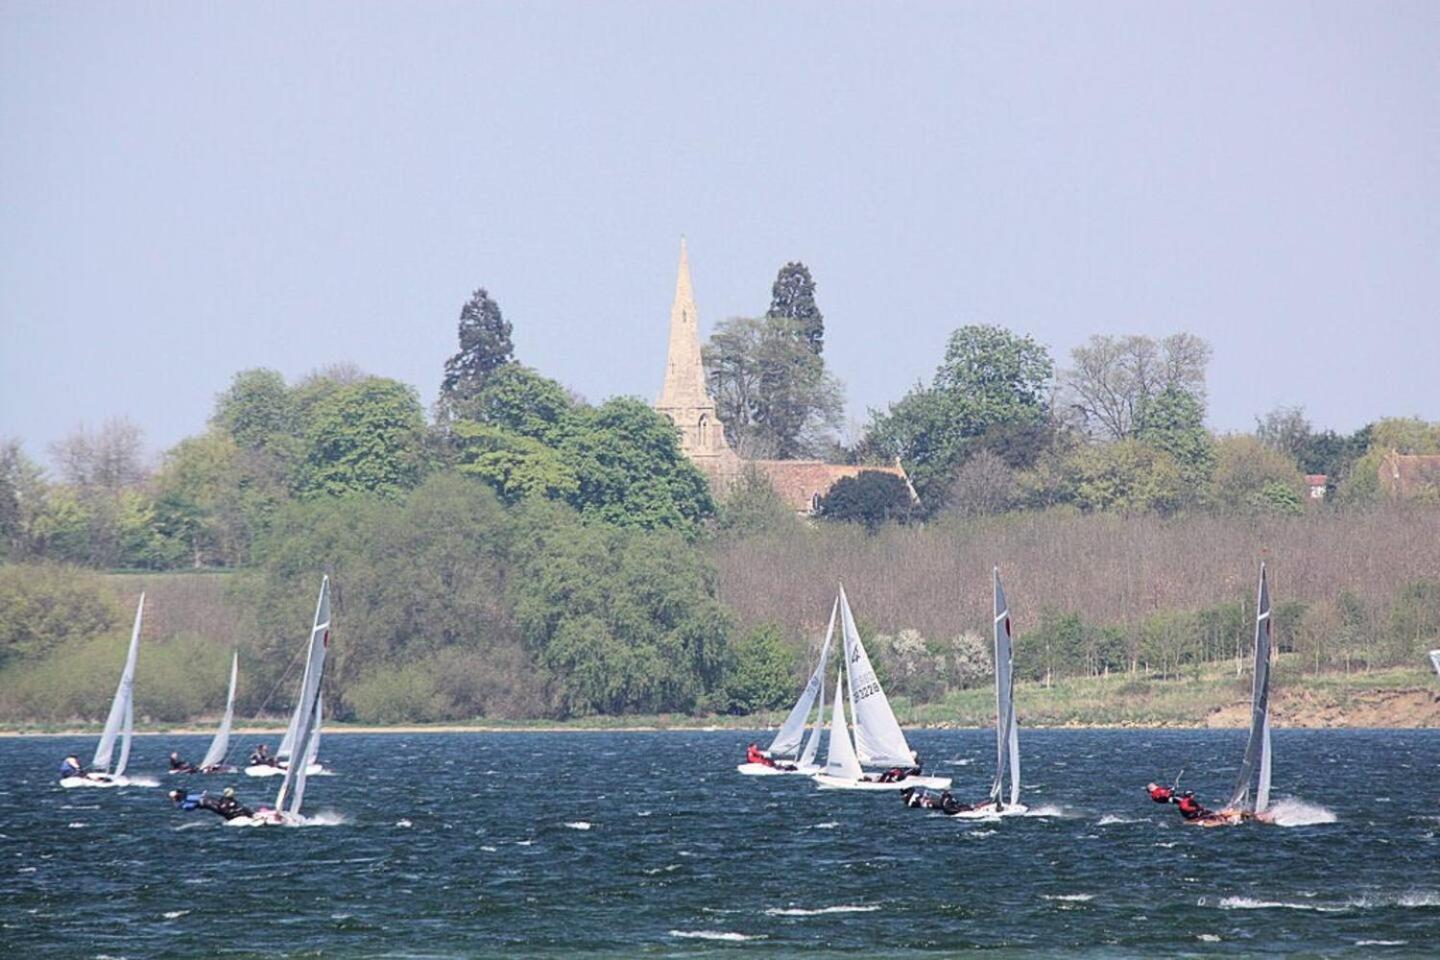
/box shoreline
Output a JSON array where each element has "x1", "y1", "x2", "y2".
[{"x1": 5, "y1": 719, "x2": 1438, "y2": 737}]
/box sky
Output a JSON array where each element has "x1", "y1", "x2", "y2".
[{"x1": 3, "y1": 2, "x2": 1437, "y2": 467}]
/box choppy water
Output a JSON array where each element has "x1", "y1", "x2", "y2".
[{"x1": 2, "y1": 729, "x2": 1438, "y2": 958}]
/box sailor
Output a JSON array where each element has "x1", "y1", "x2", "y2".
[
  {"x1": 1146, "y1": 782, "x2": 1174, "y2": 804},
  {"x1": 214, "y1": 786, "x2": 253, "y2": 820},
  {"x1": 169, "y1": 788, "x2": 251, "y2": 821},
  {"x1": 58, "y1": 756, "x2": 85, "y2": 780},
  {"x1": 169, "y1": 752, "x2": 199, "y2": 773},
  {"x1": 746, "y1": 742, "x2": 776, "y2": 768},
  {"x1": 907, "y1": 750, "x2": 923, "y2": 776},
  {"x1": 249, "y1": 744, "x2": 275, "y2": 766},
  {"x1": 1174, "y1": 791, "x2": 1213, "y2": 822},
  {"x1": 877, "y1": 765, "x2": 909, "y2": 783}
]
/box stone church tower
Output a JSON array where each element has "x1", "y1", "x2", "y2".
[{"x1": 656, "y1": 240, "x2": 740, "y2": 478}]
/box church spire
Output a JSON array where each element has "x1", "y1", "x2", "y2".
[
  {"x1": 655, "y1": 238, "x2": 736, "y2": 467},
  {"x1": 658, "y1": 237, "x2": 709, "y2": 411}
]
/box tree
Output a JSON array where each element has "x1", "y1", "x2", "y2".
[
  {"x1": 1255, "y1": 405, "x2": 1312, "y2": 466},
  {"x1": 1134, "y1": 386, "x2": 1215, "y2": 496},
  {"x1": 560, "y1": 398, "x2": 715, "y2": 531},
  {"x1": 440, "y1": 288, "x2": 514, "y2": 416},
  {"x1": 767, "y1": 261, "x2": 824, "y2": 355},
  {"x1": 213, "y1": 368, "x2": 299, "y2": 454},
  {"x1": 1064, "y1": 439, "x2": 1185, "y2": 514},
  {"x1": 0, "y1": 565, "x2": 117, "y2": 664},
  {"x1": 714, "y1": 465, "x2": 800, "y2": 538},
  {"x1": 1062, "y1": 333, "x2": 1211, "y2": 440},
  {"x1": 818, "y1": 470, "x2": 915, "y2": 530},
  {"x1": 703, "y1": 315, "x2": 843, "y2": 459},
  {"x1": 865, "y1": 325, "x2": 1053, "y2": 507},
  {"x1": 946, "y1": 449, "x2": 1016, "y2": 517},
  {"x1": 452, "y1": 421, "x2": 579, "y2": 505},
  {"x1": 151, "y1": 431, "x2": 286, "y2": 567},
  {"x1": 0, "y1": 440, "x2": 45, "y2": 559},
  {"x1": 1211, "y1": 435, "x2": 1307, "y2": 514},
  {"x1": 297, "y1": 377, "x2": 429, "y2": 500},
  {"x1": 459, "y1": 364, "x2": 575, "y2": 444},
  {"x1": 724, "y1": 623, "x2": 799, "y2": 713},
  {"x1": 49, "y1": 418, "x2": 148, "y2": 492}
]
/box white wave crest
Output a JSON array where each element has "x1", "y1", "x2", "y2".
[
  {"x1": 765, "y1": 905, "x2": 879, "y2": 917},
  {"x1": 564, "y1": 821, "x2": 593, "y2": 831},
  {"x1": 669, "y1": 930, "x2": 764, "y2": 941},
  {"x1": 1024, "y1": 804, "x2": 1068, "y2": 818},
  {"x1": 811, "y1": 821, "x2": 839, "y2": 830},
  {"x1": 1264, "y1": 798, "x2": 1337, "y2": 827},
  {"x1": 1042, "y1": 894, "x2": 1094, "y2": 902},
  {"x1": 1356, "y1": 941, "x2": 1408, "y2": 947},
  {"x1": 162, "y1": 910, "x2": 190, "y2": 920},
  {"x1": 394, "y1": 819, "x2": 412, "y2": 828},
  {"x1": 1097, "y1": 815, "x2": 1143, "y2": 825},
  {"x1": 301, "y1": 810, "x2": 349, "y2": 827}
]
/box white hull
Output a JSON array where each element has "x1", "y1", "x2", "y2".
[
  {"x1": 946, "y1": 802, "x2": 1029, "y2": 820},
  {"x1": 736, "y1": 763, "x2": 819, "y2": 777},
  {"x1": 59, "y1": 773, "x2": 155, "y2": 789},
  {"x1": 244, "y1": 762, "x2": 323, "y2": 778},
  {"x1": 813, "y1": 773, "x2": 952, "y2": 791}
]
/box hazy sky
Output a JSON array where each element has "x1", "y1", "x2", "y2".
[{"x1": 3, "y1": 3, "x2": 1437, "y2": 467}]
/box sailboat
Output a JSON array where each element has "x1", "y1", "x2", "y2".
[
  {"x1": 737, "y1": 598, "x2": 837, "y2": 776},
  {"x1": 1428, "y1": 649, "x2": 1440, "y2": 684},
  {"x1": 62, "y1": 594, "x2": 148, "y2": 789},
  {"x1": 946, "y1": 567, "x2": 1028, "y2": 817},
  {"x1": 1204, "y1": 563, "x2": 1277, "y2": 827},
  {"x1": 246, "y1": 619, "x2": 328, "y2": 779},
  {"x1": 193, "y1": 651, "x2": 240, "y2": 773},
  {"x1": 812, "y1": 586, "x2": 951, "y2": 791},
  {"x1": 232, "y1": 576, "x2": 332, "y2": 827}
]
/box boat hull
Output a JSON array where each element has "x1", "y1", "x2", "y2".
[
  {"x1": 736, "y1": 763, "x2": 819, "y2": 777},
  {"x1": 813, "y1": 774, "x2": 952, "y2": 791},
  {"x1": 60, "y1": 774, "x2": 135, "y2": 789},
  {"x1": 244, "y1": 762, "x2": 324, "y2": 778},
  {"x1": 945, "y1": 802, "x2": 1029, "y2": 819}
]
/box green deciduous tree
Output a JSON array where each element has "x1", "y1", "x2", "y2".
[
  {"x1": 298, "y1": 377, "x2": 429, "y2": 500},
  {"x1": 1065, "y1": 439, "x2": 1185, "y2": 514},
  {"x1": 723, "y1": 622, "x2": 798, "y2": 713},
  {"x1": 0, "y1": 564, "x2": 117, "y2": 663},
  {"x1": 865, "y1": 325, "x2": 1053, "y2": 507},
  {"x1": 1211, "y1": 435, "x2": 1306, "y2": 514},
  {"x1": 1135, "y1": 385, "x2": 1215, "y2": 498}
]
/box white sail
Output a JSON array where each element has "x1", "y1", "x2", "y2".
[
  {"x1": 1228, "y1": 563, "x2": 1274, "y2": 813},
  {"x1": 838, "y1": 585, "x2": 912, "y2": 766},
  {"x1": 200, "y1": 652, "x2": 239, "y2": 770},
  {"x1": 93, "y1": 594, "x2": 144, "y2": 774},
  {"x1": 990, "y1": 568, "x2": 1021, "y2": 808},
  {"x1": 822, "y1": 673, "x2": 862, "y2": 780},
  {"x1": 290, "y1": 695, "x2": 323, "y2": 814},
  {"x1": 116, "y1": 697, "x2": 134, "y2": 778},
  {"x1": 768, "y1": 599, "x2": 837, "y2": 759},
  {"x1": 275, "y1": 576, "x2": 331, "y2": 817},
  {"x1": 798, "y1": 656, "x2": 826, "y2": 769},
  {"x1": 1429, "y1": 649, "x2": 1440, "y2": 681}
]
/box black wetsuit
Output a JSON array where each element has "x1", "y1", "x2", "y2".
[{"x1": 214, "y1": 796, "x2": 254, "y2": 820}]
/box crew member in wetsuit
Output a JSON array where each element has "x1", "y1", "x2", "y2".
[
  {"x1": 169, "y1": 752, "x2": 199, "y2": 773},
  {"x1": 249, "y1": 744, "x2": 275, "y2": 767},
  {"x1": 59, "y1": 756, "x2": 85, "y2": 781},
  {"x1": 169, "y1": 788, "x2": 252, "y2": 821},
  {"x1": 1145, "y1": 782, "x2": 1213, "y2": 822},
  {"x1": 901, "y1": 787, "x2": 977, "y2": 815}
]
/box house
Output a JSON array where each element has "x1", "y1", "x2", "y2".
[{"x1": 1305, "y1": 474, "x2": 1328, "y2": 501}]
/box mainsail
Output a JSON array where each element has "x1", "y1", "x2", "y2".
[
  {"x1": 1429, "y1": 649, "x2": 1440, "y2": 682},
  {"x1": 1228, "y1": 563, "x2": 1274, "y2": 814},
  {"x1": 989, "y1": 568, "x2": 1020, "y2": 808},
  {"x1": 798, "y1": 657, "x2": 826, "y2": 769},
  {"x1": 200, "y1": 651, "x2": 239, "y2": 770},
  {"x1": 823, "y1": 673, "x2": 862, "y2": 780},
  {"x1": 838, "y1": 586, "x2": 913, "y2": 766},
  {"x1": 768, "y1": 598, "x2": 837, "y2": 759},
  {"x1": 275, "y1": 576, "x2": 331, "y2": 818},
  {"x1": 94, "y1": 594, "x2": 144, "y2": 775}
]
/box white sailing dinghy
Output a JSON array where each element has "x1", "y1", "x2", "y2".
[
  {"x1": 191, "y1": 651, "x2": 240, "y2": 773},
  {"x1": 62, "y1": 595, "x2": 149, "y2": 788},
  {"x1": 1205, "y1": 563, "x2": 1276, "y2": 827},
  {"x1": 813, "y1": 586, "x2": 950, "y2": 791},
  {"x1": 947, "y1": 568, "x2": 1028, "y2": 817},
  {"x1": 738, "y1": 598, "x2": 837, "y2": 776},
  {"x1": 246, "y1": 618, "x2": 327, "y2": 778},
  {"x1": 232, "y1": 576, "x2": 332, "y2": 827}
]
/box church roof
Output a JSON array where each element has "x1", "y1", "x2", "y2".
[{"x1": 748, "y1": 460, "x2": 909, "y2": 514}]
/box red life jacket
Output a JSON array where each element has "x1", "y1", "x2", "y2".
[
  {"x1": 746, "y1": 746, "x2": 766, "y2": 765},
  {"x1": 1148, "y1": 785, "x2": 1173, "y2": 803},
  {"x1": 1177, "y1": 795, "x2": 1205, "y2": 819}
]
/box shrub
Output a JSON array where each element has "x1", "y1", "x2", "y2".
[{"x1": 724, "y1": 623, "x2": 798, "y2": 714}]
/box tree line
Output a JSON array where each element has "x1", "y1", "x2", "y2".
[{"x1": 2, "y1": 259, "x2": 1439, "y2": 722}]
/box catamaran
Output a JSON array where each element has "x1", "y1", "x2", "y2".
[
  {"x1": 812, "y1": 586, "x2": 951, "y2": 791},
  {"x1": 737, "y1": 598, "x2": 837, "y2": 776},
  {"x1": 1204, "y1": 563, "x2": 1277, "y2": 827},
  {"x1": 187, "y1": 651, "x2": 240, "y2": 773},
  {"x1": 61, "y1": 595, "x2": 147, "y2": 788},
  {"x1": 231, "y1": 576, "x2": 331, "y2": 827}
]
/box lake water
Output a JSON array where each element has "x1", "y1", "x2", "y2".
[{"x1": 2, "y1": 729, "x2": 1438, "y2": 958}]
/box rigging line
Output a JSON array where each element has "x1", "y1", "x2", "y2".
[{"x1": 254, "y1": 638, "x2": 308, "y2": 718}]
